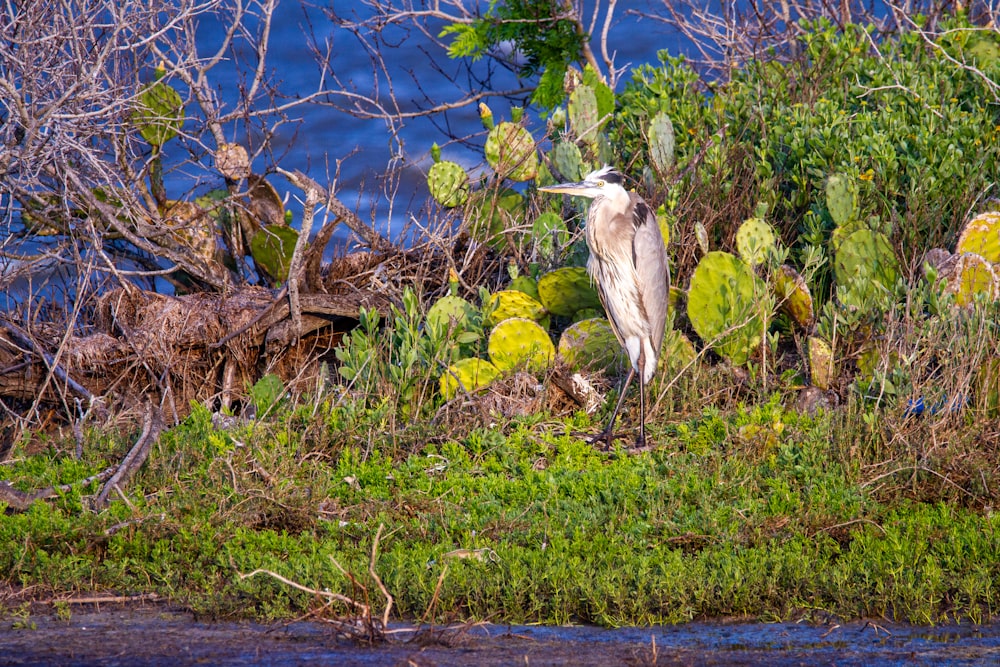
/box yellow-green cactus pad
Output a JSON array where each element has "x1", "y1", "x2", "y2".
[
  {"x1": 955, "y1": 211, "x2": 1000, "y2": 263},
  {"x1": 488, "y1": 317, "x2": 555, "y2": 372},
  {"x1": 485, "y1": 121, "x2": 538, "y2": 182},
  {"x1": 427, "y1": 160, "x2": 470, "y2": 208},
  {"x1": 487, "y1": 289, "x2": 548, "y2": 327},
  {"x1": 833, "y1": 228, "x2": 898, "y2": 309},
  {"x1": 808, "y1": 336, "x2": 834, "y2": 391},
  {"x1": 773, "y1": 264, "x2": 815, "y2": 330},
  {"x1": 825, "y1": 173, "x2": 858, "y2": 227},
  {"x1": 439, "y1": 358, "x2": 501, "y2": 400},
  {"x1": 735, "y1": 217, "x2": 777, "y2": 267},
  {"x1": 427, "y1": 295, "x2": 476, "y2": 333},
  {"x1": 686, "y1": 251, "x2": 766, "y2": 366},
  {"x1": 947, "y1": 252, "x2": 998, "y2": 306}
]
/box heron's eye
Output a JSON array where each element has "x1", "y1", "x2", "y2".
[{"x1": 597, "y1": 180, "x2": 605, "y2": 187}]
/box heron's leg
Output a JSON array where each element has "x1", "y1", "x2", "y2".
[
  {"x1": 637, "y1": 376, "x2": 646, "y2": 447},
  {"x1": 591, "y1": 367, "x2": 635, "y2": 447}
]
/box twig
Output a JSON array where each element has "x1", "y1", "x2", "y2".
[
  {"x1": 0, "y1": 320, "x2": 93, "y2": 401},
  {"x1": 93, "y1": 405, "x2": 162, "y2": 509},
  {"x1": 369, "y1": 523, "x2": 393, "y2": 629},
  {"x1": 0, "y1": 466, "x2": 116, "y2": 512}
]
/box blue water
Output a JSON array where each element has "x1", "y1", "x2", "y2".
[{"x1": 177, "y1": 2, "x2": 680, "y2": 245}]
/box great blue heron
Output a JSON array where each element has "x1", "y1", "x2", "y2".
[{"x1": 539, "y1": 165, "x2": 670, "y2": 447}]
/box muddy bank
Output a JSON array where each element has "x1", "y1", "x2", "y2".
[{"x1": 2, "y1": 606, "x2": 998, "y2": 666}]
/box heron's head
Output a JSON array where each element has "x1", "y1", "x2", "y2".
[{"x1": 537, "y1": 165, "x2": 626, "y2": 199}]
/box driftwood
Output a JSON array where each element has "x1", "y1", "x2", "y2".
[{"x1": 0, "y1": 282, "x2": 392, "y2": 421}]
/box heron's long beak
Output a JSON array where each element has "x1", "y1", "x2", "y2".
[{"x1": 537, "y1": 180, "x2": 595, "y2": 195}]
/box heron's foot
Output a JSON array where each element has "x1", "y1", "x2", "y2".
[{"x1": 586, "y1": 429, "x2": 629, "y2": 451}]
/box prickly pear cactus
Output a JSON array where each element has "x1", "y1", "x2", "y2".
[
  {"x1": 825, "y1": 173, "x2": 859, "y2": 227},
  {"x1": 955, "y1": 211, "x2": 1000, "y2": 263},
  {"x1": 773, "y1": 264, "x2": 815, "y2": 330},
  {"x1": 488, "y1": 317, "x2": 555, "y2": 372},
  {"x1": 735, "y1": 217, "x2": 777, "y2": 267},
  {"x1": 946, "y1": 252, "x2": 999, "y2": 306},
  {"x1": 532, "y1": 211, "x2": 570, "y2": 262},
  {"x1": 686, "y1": 251, "x2": 766, "y2": 366},
  {"x1": 427, "y1": 295, "x2": 476, "y2": 333},
  {"x1": 833, "y1": 228, "x2": 899, "y2": 309},
  {"x1": 484, "y1": 121, "x2": 538, "y2": 182},
  {"x1": 581, "y1": 65, "x2": 615, "y2": 122},
  {"x1": 550, "y1": 141, "x2": 584, "y2": 182},
  {"x1": 214, "y1": 143, "x2": 251, "y2": 182},
  {"x1": 694, "y1": 220, "x2": 710, "y2": 257},
  {"x1": 568, "y1": 84, "x2": 600, "y2": 147},
  {"x1": 537, "y1": 266, "x2": 602, "y2": 317},
  {"x1": 572, "y1": 307, "x2": 602, "y2": 322},
  {"x1": 648, "y1": 111, "x2": 676, "y2": 174},
  {"x1": 557, "y1": 317, "x2": 624, "y2": 372},
  {"x1": 478, "y1": 102, "x2": 495, "y2": 130},
  {"x1": 428, "y1": 160, "x2": 470, "y2": 208},
  {"x1": 657, "y1": 205, "x2": 672, "y2": 249},
  {"x1": 508, "y1": 275, "x2": 540, "y2": 302},
  {"x1": 808, "y1": 336, "x2": 834, "y2": 391},
  {"x1": 250, "y1": 224, "x2": 298, "y2": 283},
  {"x1": 487, "y1": 289, "x2": 548, "y2": 327},
  {"x1": 133, "y1": 68, "x2": 184, "y2": 148},
  {"x1": 440, "y1": 358, "x2": 501, "y2": 400}
]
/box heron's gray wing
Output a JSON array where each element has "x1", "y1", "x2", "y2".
[{"x1": 630, "y1": 195, "x2": 670, "y2": 354}]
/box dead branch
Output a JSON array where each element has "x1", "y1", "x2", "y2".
[
  {"x1": 0, "y1": 320, "x2": 93, "y2": 401},
  {"x1": 0, "y1": 467, "x2": 116, "y2": 513},
  {"x1": 93, "y1": 404, "x2": 162, "y2": 509}
]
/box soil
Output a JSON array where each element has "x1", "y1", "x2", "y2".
[{"x1": 1, "y1": 605, "x2": 998, "y2": 666}]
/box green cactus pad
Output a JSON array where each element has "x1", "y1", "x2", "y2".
[
  {"x1": 550, "y1": 141, "x2": 584, "y2": 182},
  {"x1": 537, "y1": 266, "x2": 602, "y2": 317},
  {"x1": 773, "y1": 264, "x2": 815, "y2": 330},
  {"x1": 735, "y1": 217, "x2": 777, "y2": 267},
  {"x1": 581, "y1": 65, "x2": 614, "y2": 122},
  {"x1": 955, "y1": 211, "x2": 1000, "y2": 263},
  {"x1": 532, "y1": 211, "x2": 570, "y2": 261},
  {"x1": 557, "y1": 317, "x2": 624, "y2": 372},
  {"x1": 427, "y1": 160, "x2": 469, "y2": 208},
  {"x1": 648, "y1": 111, "x2": 676, "y2": 174},
  {"x1": 427, "y1": 295, "x2": 476, "y2": 333},
  {"x1": 568, "y1": 84, "x2": 600, "y2": 147},
  {"x1": 686, "y1": 251, "x2": 766, "y2": 366},
  {"x1": 439, "y1": 358, "x2": 501, "y2": 400},
  {"x1": 133, "y1": 78, "x2": 184, "y2": 148},
  {"x1": 488, "y1": 317, "x2": 555, "y2": 372},
  {"x1": 946, "y1": 252, "x2": 999, "y2": 306},
  {"x1": 484, "y1": 121, "x2": 538, "y2": 182},
  {"x1": 508, "y1": 275, "x2": 540, "y2": 302},
  {"x1": 833, "y1": 228, "x2": 899, "y2": 309},
  {"x1": 487, "y1": 290, "x2": 548, "y2": 327},
  {"x1": 250, "y1": 224, "x2": 299, "y2": 283},
  {"x1": 808, "y1": 336, "x2": 834, "y2": 391},
  {"x1": 825, "y1": 173, "x2": 859, "y2": 227}
]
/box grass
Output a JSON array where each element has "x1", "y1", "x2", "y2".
[{"x1": 2, "y1": 389, "x2": 997, "y2": 628}]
